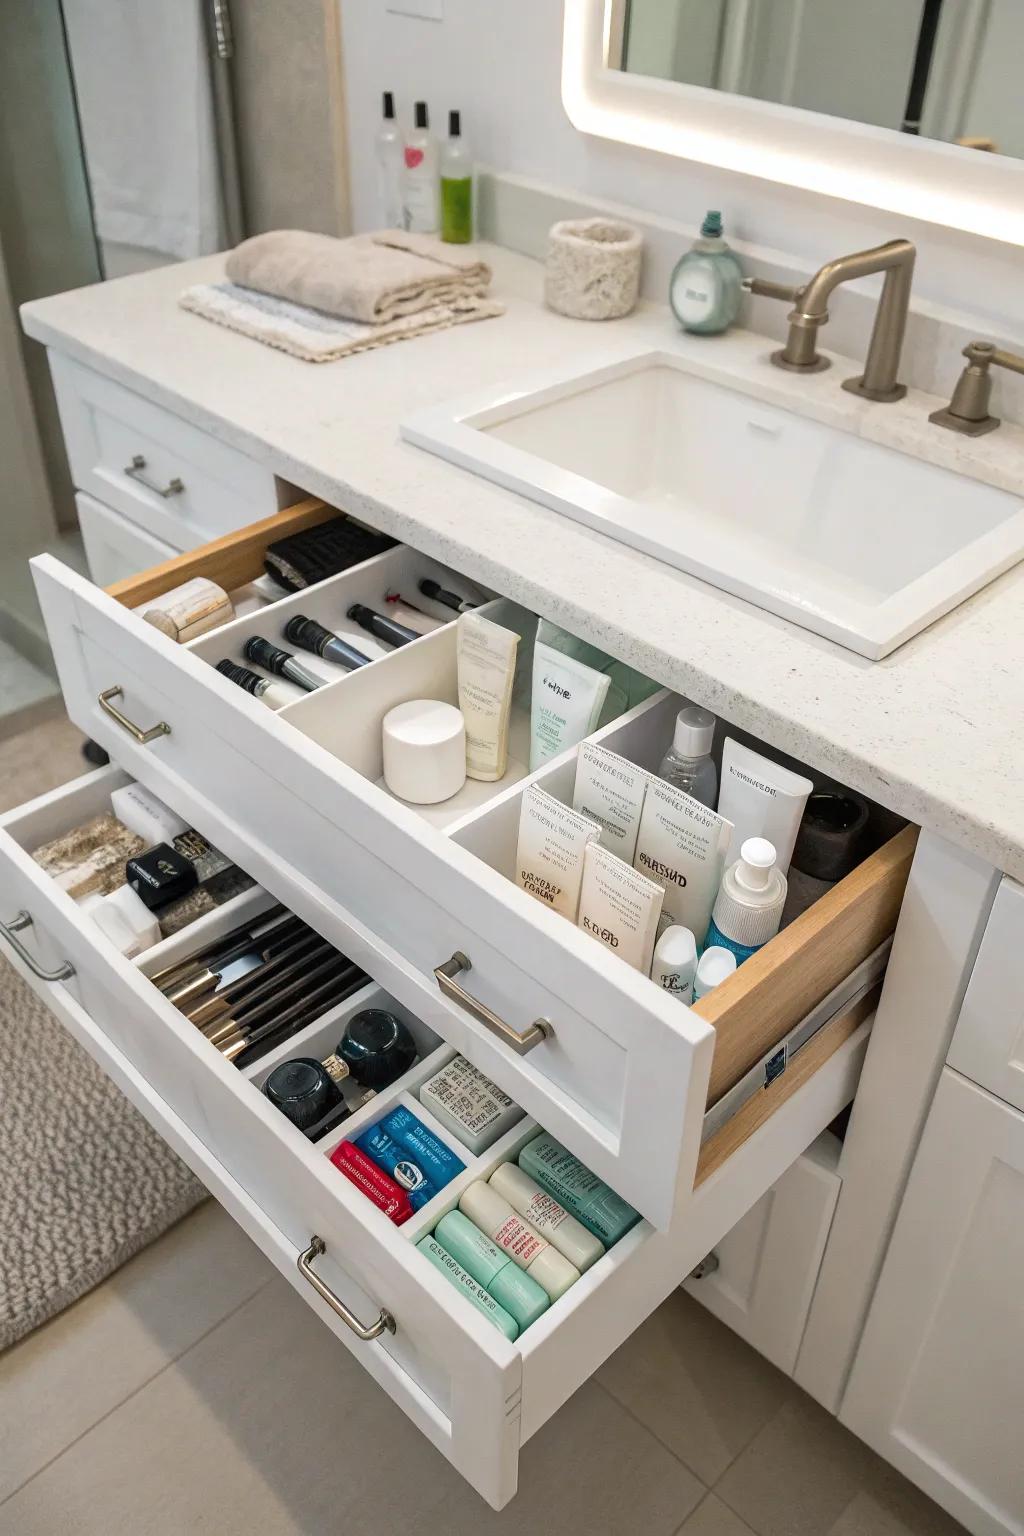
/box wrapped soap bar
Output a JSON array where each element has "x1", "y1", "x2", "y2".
[
  {"x1": 418, "y1": 1055, "x2": 524, "y2": 1154},
  {"x1": 136, "y1": 578, "x2": 234, "y2": 643}
]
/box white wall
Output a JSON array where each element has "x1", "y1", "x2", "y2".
[{"x1": 340, "y1": 0, "x2": 1020, "y2": 328}]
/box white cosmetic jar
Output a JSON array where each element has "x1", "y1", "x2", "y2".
[{"x1": 382, "y1": 699, "x2": 467, "y2": 805}]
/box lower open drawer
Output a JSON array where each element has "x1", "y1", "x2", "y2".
[{"x1": 2, "y1": 767, "x2": 876, "y2": 1508}]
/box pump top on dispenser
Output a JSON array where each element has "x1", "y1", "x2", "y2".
[
  {"x1": 669, "y1": 210, "x2": 744, "y2": 336},
  {"x1": 705, "y1": 837, "x2": 787, "y2": 965}
]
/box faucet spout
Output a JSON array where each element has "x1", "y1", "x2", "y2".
[{"x1": 762, "y1": 238, "x2": 916, "y2": 400}]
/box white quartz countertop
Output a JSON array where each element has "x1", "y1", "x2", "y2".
[{"x1": 22, "y1": 246, "x2": 1024, "y2": 879}]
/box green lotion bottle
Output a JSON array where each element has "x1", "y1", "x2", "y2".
[
  {"x1": 669, "y1": 210, "x2": 744, "y2": 335},
  {"x1": 440, "y1": 110, "x2": 473, "y2": 244}
]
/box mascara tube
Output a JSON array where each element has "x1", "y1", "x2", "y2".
[
  {"x1": 418, "y1": 578, "x2": 477, "y2": 614},
  {"x1": 216, "y1": 659, "x2": 293, "y2": 709},
  {"x1": 347, "y1": 604, "x2": 419, "y2": 647},
  {"x1": 243, "y1": 635, "x2": 323, "y2": 692},
  {"x1": 283, "y1": 615, "x2": 371, "y2": 670}
]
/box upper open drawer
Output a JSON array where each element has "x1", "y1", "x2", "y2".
[{"x1": 31, "y1": 499, "x2": 916, "y2": 1230}]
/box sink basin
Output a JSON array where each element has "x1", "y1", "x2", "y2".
[{"x1": 402, "y1": 350, "x2": 1024, "y2": 658}]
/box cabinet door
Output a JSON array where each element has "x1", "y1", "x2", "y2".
[
  {"x1": 949, "y1": 876, "x2": 1024, "y2": 1114},
  {"x1": 684, "y1": 1132, "x2": 841, "y2": 1375},
  {"x1": 842, "y1": 1070, "x2": 1024, "y2": 1536}
]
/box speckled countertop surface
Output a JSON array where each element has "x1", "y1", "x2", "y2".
[{"x1": 22, "y1": 247, "x2": 1024, "y2": 879}]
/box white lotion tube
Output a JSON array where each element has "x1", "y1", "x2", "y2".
[
  {"x1": 530, "y1": 641, "x2": 611, "y2": 771},
  {"x1": 633, "y1": 778, "x2": 734, "y2": 945},
  {"x1": 578, "y1": 840, "x2": 663, "y2": 973},
  {"x1": 717, "y1": 738, "x2": 813, "y2": 876},
  {"x1": 459, "y1": 1180, "x2": 581, "y2": 1300},
  {"x1": 457, "y1": 612, "x2": 520, "y2": 781},
  {"x1": 572, "y1": 741, "x2": 648, "y2": 862},
  {"x1": 489, "y1": 1162, "x2": 605, "y2": 1272},
  {"x1": 650, "y1": 925, "x2": 697, "y2": 1003},
  {"x1": 516, "y1": 785, "x2": 600, "y2": 920}
]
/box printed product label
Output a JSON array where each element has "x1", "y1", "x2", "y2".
[
  {"x1": 524, "y1": 1191, "x2": 568, "y2": 1234},
  {"x1": 495, "y1": 1215, "x2": 546, "y2": 1266},
  {"x1": 572, "y1": 742, "x2": 648, "y2": 862},
  {"x1": 517, "y1": 784, "x2": 600, "y2": 919},
  {"x1": 423, "y1": 1056, "x2": 515, "y2": 1135}
]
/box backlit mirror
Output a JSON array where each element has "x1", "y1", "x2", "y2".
[{"x1": 612, "y1": 0, "x2": 1023, "y2": 160}]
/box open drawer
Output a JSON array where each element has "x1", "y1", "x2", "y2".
[
  {"x1": 0, "y1": 767, "x2": 879, "y2": 1509},
  {"x1": 31, "y1": 498, "x2": 916, "y2": 1231}
]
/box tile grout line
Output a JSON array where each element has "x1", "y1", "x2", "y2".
[
  {"x1": 0, "y1": 1273, "x2": 275, "y2": 1511},
  {"x1": 592, "y1": 1376, "x2": 712, "y2": 1491}
]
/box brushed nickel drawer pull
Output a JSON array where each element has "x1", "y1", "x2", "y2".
[
  {"x1": 124, "y1": 453, "x2": 185, "y2": 498},
  {"x1": 98, "y1": 686, "x2": 171, "y2": 744},
  {"x1": 297, "y1": 1236, "x2": 395, "y2": 1339},
  {"x1": 434, "y1": 951, "x2": 553, "y2": 1055},
  {"x1": 0, "y1": 911, "x2": 75, "y2": 982}
]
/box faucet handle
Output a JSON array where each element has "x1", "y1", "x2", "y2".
[
  {"x1": 929, "y1": 338, "x2": 1024, "y2": 436},
  {"x1": 743, "y1": 275, "x2": 804, "y2": 305}
]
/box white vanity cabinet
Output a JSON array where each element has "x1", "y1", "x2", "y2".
[
  {"x1": 49, "y1": 352, "x2": 285, "y2": 577},
  {"x1": 0, "y1": 496, "x2": 917, "y2": 1508},
  {"x1": 841, "y1": 1070, "x2": 1024, "y2": 1536}
]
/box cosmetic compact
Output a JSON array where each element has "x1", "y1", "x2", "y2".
[{"x1": 263, "y1": 1009, "x2": 418, "y2": 1136}]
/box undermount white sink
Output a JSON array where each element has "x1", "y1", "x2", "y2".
[{"x1": 402, "y1": 349, "x2": 1024, "y2": 658}]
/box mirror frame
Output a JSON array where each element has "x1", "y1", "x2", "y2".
[{"x1": 562, "y1": 0, "x2": 1024, "y2": 246}]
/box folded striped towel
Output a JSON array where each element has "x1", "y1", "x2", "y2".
[{"x1": 224, "y1": 228, "x2": 493, "y2": 324}]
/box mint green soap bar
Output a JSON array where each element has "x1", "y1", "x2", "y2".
[
  {"x1": 435, "y1": 1210, "x2": 549, "y2": 1329},
  {"x1": 519, "y1": 1133, "x2": 641, "y2": 1245},
  {"x1": 417, "y1": 1237, "x2": 519, "y2": 1340}
]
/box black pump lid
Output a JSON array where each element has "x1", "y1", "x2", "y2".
[
  {"x1": 449, "y1": 109, "x2": 461, "y2": 138},
  {"x1": 383, "y1": 91, "x2": 395, "y2": 120},
  {"x1": 414, "y1": 100, "x2": 429, "y2": 130}
]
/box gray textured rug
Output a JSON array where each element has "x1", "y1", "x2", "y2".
[{"x1": 0, "y1": 955, "x2": 205, "y2": 1350}]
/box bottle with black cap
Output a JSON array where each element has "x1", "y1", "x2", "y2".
[
  {"x1": 375, "y1": 90, "x2": 403, "y2": 228},
  {"x1": 283, "y1": 615, "x2": 372, "y2": 671},
  {"x1": 243, "y1": 635, "x2": 323, "y2": 692},
  {"x1": 216, "y1": 659, "x2": 293, "y2": 710},
  {"x1": 263, "y1": 1009, "x2": 418, "y2": 1139},
  {"x1": 441, "y1": 110, "x2": 473, "y2": 244},
  {"x1": 402, "y1": 101, "x2": 439, "y2": 234},
  {"x1": 347, "y1": 604, "x2": 419, "y2": 648}
]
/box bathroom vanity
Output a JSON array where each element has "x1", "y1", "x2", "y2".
[{"x1": 12, "y1": 232, "x2": 1023, "y2": 1526}]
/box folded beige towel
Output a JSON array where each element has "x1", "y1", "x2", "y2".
[{"x1": 224, "y1": 229, "x2": 492, "y2": 325}]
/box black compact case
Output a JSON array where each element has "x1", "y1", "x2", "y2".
[{"x1": 126, "y1": 844, "x2": 198, "y2": 910}]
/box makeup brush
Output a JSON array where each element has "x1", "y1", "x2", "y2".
[
  {"x1": 186, "y1": 932, "x2": 331, "y2": 1030},
  {"x1": 149, "y1": 908, "x2": 294, "y2": 994},
  {"x1": 202, "y1": 952, "x2": 359, "y2": 1049},
  {"x1": 225, "y1": 965, "x2": 368, "y2": 1065}
]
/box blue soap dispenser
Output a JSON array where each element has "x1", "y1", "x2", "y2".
[{"x1": 669, "y1": 210, "x2": 744, "y2": 335}]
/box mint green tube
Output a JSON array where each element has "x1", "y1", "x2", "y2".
[
  {"x1": 518, "y1": 1133, "x2": 641, "y2": 1245},
  {"x1": 435, "y1": 1210, "x2": 549, "y2": 1330},
  {"x1": 417, "y1": 1236, "x2": 519, "y2": 1340}
]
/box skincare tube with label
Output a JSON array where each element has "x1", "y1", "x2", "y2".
[
  {"x1": 518, "y1": 1132, "x2": 641, "y2": 1245},
  {"x1": 417, "y1": 1236, "x2": 520, "y2": 1340},
  {"x1": 717, "y1": 738, "x2": 813, "y2": 876},
  {"x1": 434, "y1": 1210, "x2": 549, "y2": 1329},
  {"x1": 577, "y1": 840, "x2": 664, "y2": 974},
  {"x1": 572, "y1": 741, "x2": 648, "y2": 862},
  {"x1": 457, "y1": 612, "x2": 520, "y2": 781},
  {"x1": 459, "y1": 1180, "x2": 581, "y2": 1300},
  {"x1": 633, "y1": 778, "x2": 734, "y2": 946},
  {"x1": 489, "y1": 1161, "x2": 605, "y2": 1272},
  {"x1": 529, "y1": 641, "x2": 611, "y2": 771},
  {"x1": 516, "y1": 784, "x2": 601, "y2": 921}
]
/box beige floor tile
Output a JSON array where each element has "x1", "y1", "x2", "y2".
[
  {"x1": 0, "y1": 1273, "x2": 703, "y2": 1536},
  {"x1": 597, "y1": 1290, "x2": 794, "y2": 1483},
  {"x1": 827, "y1": 1486, "x2": 968, "y2": 1535},
  {"x1": 714, "y1": 1394, "x2": 937, "y2": 1536},
  {"x1": 0, "y1": 1202, "x2": 272, "y2": 1502},
  {"x1": 679, "y1": 1493, "x2": 758, "y2": 1535}
]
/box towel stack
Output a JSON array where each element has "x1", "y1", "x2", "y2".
[{"x1": 180, "y1": 228, "x2": 503, "y2": 362}]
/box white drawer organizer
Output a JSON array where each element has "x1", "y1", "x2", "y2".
[
  {"x1": 5, "y1": 499, "x2": 917, "y2": 1507},
  {"x1": 49, "y1": 353, "x2": 284, "y2": 553}
]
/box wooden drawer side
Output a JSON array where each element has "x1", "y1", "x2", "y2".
[{"x1": 698, "y1": 825, "x2": 918, "y2": 1103}]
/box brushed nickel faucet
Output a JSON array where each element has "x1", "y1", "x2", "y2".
[
  {"x1": 929, "y1": 341, "x2": 1024, "y2": 437},
  {"x1": 743, "y1": 238, "x2": 917, "y2": 401}
]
